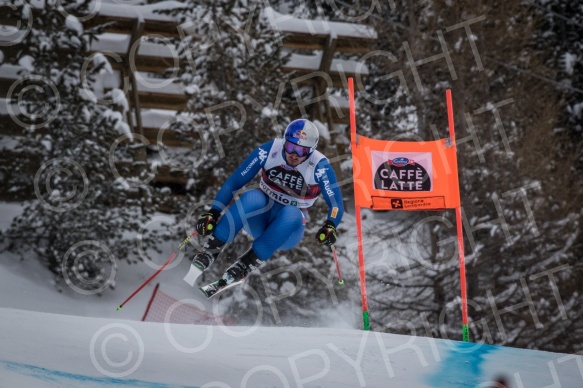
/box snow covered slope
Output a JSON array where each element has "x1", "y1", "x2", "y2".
[{"x1": 0, "y1": 307, "x2": 581, "y2": 387}]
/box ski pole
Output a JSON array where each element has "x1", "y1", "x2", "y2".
[
  {"x1": 331, "y1": 245, "x2": 344, "y2": 285},
  {"x1": 117, "y1": 231, "x2": 198, "y2": 311}
]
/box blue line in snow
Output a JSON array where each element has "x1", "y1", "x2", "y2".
[
  {"x1": 424, "y1": 341, "x2": 500, "y2": 387},
  {"x1": 0, "y1": 359, "x2": 199, "y2": 388}
]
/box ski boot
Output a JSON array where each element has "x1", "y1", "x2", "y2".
[
  {"x1": 192, "y1": 235, "x2": 226, "y2": 271},
  {"x1": 185, "y1": 235, "x2": 227, "y2": 287},
  {"x1": 222, "y1": 248, "x2": 265, "y2": 284}
]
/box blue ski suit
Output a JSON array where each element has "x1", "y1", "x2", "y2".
[{"x1": 209, "y1": 139, "x2": 344, "y2": 261}]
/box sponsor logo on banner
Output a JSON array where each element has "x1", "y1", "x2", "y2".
[
  {"x1": 391, "y1": 199, "x2": 403, "y2": 209},
  {"x1": 390, "y1": 157, "x2": 413, "y2": 167},
  {"x1": 372, "y1": 152, "x2": 432, "y2": 192},
  {"x1": 384, "y1": 197, "x2": 446, "y2": 210}
]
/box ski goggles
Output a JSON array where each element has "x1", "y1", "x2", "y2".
[{"x1": 284, "y1": 141, "x2": 311, "y2": 157}]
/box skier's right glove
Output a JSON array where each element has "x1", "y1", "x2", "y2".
[
  {"x1": 316, "y1": 220, "x2": 337, "y2": 246},
  {"x1": 196, "y1": 209, "x2": 221, "y2": 236}
]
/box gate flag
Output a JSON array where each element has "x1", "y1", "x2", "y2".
[
  {"x1": 349, "y1": 77, "x2": 469, "y2": 342},
  {"x1": 352, "y1": 135, "x2": 461, "y2": 211}
]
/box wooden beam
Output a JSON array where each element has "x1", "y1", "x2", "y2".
[
  {"x1": 109, "y1": 161, "x2": 188, "y2": 186},
  {"x1": 106, "y1": 56, "x2": 179, "y2": 74},
  {"x1": 281, "y1": 36, "x2": 375, "y2": 54},
  {"x1": 282, "y1": 52, "x2": 369, "y2": 89},
  {"x1": 89, "y1": 31, "x2": 184, "y2": 74},
  {"x1": 319, "y1": 32, "x2": 338, "y2": 73},
  {"x1": 82, "y1": 2, "x2": 188, "y2": 38},
  {"x1": 319, "y1": 31, "x2": 338, "y2": 134},
  {"x1": 0, "y1": 117, "x2": 24, "y2": 136},
  {"x1": 0, "y1": 80, "x2": 15, "y2": 99},
  {"x1": 0, "y1": 68, "x2": 21, "y2": 99},
  {"x1": 84, "y1": 18, "x2": 182, "y2": 37},
  {"x1": 0, "y1": 3, "x2": 183, "y2": 38},
  {"x1": 136, "y1": 93, "x2": 188, "y2": 111},
  {"x1": 284, "y1": 73, "x2": 350, "y2": 90},
  {"x1": 330, "y1": 110, "x2": 350, "y2": 124},
  {"x1": 265, "y1": 7, "x2": 376, "y2": 53},
  {"x1": 141, "y1": 127, "x2": 194, "y2": 148}
]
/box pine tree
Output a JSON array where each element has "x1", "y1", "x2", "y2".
[
  {"x1": 1, "y1": 0, "x2": 165, "y2": 294},
  {"x1": 163, "y1": 0, "x2": 295, "y2": 193}
]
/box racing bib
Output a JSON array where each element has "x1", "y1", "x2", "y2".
[{"x1": 259, "y1": 138, "x2": 324, "y2": 208}]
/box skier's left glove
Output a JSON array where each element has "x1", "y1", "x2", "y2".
[
  {"x1": 196, "y1": 208, "x2": 221, "y2": 236},
  {"x1": 316, "y1": 220, "x2": 337, "y2": 246}
]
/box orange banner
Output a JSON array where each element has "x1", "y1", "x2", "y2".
[{"x1": 351, "y1": 136, "x2": 460, "y2": 210}]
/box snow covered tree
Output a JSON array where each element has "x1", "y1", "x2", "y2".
[
  {"x1": 163, "y1": 0, "x2": 295, "y2": 192},
  {"x1": 0, "y1": 1, "x2": 167, "y2": 293}
]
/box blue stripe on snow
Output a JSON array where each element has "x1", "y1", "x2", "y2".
[
  {"x1": 0, "y1": 359, "x2": 198, "y2": 388},
  {"x1": 424, "y1": 341, "x2": 500, "y2": 387}
]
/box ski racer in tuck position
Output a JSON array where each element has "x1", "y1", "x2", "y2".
[{"x1": 192, "y1": 119, "x2": 344, "y2": 297}]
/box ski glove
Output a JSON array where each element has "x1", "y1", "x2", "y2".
[
  {"x1": 316, "y1": 220, "x2": 337, "y2": 246},
  {"x1": 196, "y1": 209, "x2": 221, "y2": 236}
]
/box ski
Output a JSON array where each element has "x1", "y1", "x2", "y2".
[{"x1": 199, "y1": 278, "x2": 244, "y2": 299}]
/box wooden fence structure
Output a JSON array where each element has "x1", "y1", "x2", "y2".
[{"x1": 0, "y1": 3, "x2": 376, "y2": 205}]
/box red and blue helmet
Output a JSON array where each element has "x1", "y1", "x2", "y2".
[{"x1": 283, "y1": 119, "x2": 319, "y2": 156}]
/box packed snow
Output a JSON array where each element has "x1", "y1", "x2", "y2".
[{"x1": 1, "y1": 203, "x2": 583, "y2": 387}]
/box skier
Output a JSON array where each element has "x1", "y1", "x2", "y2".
[{"x1": 192, "y1": 119, "x2": 344, "y2": 297}]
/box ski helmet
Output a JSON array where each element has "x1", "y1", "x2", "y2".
[{"x1": 283, "y1": 119, "x2": 319, "y2": 154}]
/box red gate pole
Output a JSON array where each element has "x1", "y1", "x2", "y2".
[
  {"x1": 349, "y1": 78, "x2": 370, "y2": 331},
  {"x1": 117, "y1": 231, "x2": 198, "y2": 311},
  {"x1": 446, "y1": 90, "x2": 469, "y2": 342},
  {"x1": 141, "y1": 282, "x2": 160, "y2": 321}
]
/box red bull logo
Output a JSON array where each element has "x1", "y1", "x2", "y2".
[{"x1": 293, "y1": 130, "x2": 308, "y2": 140}]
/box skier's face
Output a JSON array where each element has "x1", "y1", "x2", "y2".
[
  {"x1": 284, "y1": 148, "x2": 308, "y2": 167},
  {"x1": 284, "y1": 141, "x2": 310, "y2": 166}
]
